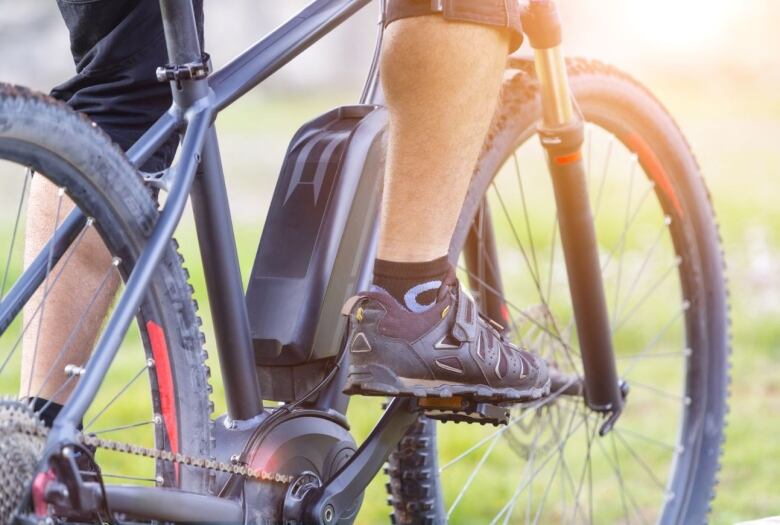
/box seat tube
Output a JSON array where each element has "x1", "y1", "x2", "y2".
[
  {"x1": 159, "y1": 0, "x2": 263, "y2": 420},
  {"x1": 523, "y1": 0, "x2": 624, "y2": 426},
  {"x1": 190, "y1": 128, "x2": 263, "y2": 421}
]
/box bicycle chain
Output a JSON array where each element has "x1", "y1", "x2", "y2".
[{"x1": 9, "y1": 417, "x2": 294, "y2": 485}]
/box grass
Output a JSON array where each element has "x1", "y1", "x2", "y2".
[{"x1": 1, "y1": 67, "x2": 779, "y2": 523}]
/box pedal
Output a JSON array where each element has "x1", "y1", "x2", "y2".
[{"x1": 418, "y1": 396, "x2": 510, "y2": 426}]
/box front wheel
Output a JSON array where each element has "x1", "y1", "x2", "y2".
[{"x1": 387, "y1": 59, "x2": 730, "y2": 524}]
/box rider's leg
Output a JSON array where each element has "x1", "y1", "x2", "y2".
[
  {"x1": 345, "y1": 5, "x2": 549, "y2": 399},
  {"x1": 20, "y1": 0, "x2": 203, "y2": 423},
  {"x1": 19, "y1": 181, "x2": 119, "y2": 404},
  {"x1": 374, "y1": 12, "x2": 513, "y2": 309}
]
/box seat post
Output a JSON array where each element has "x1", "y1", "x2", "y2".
[
  {"x1": 159, "y1": 0, "x2": 202, "y2": 65},
  {"x1": 158, "y1": 0, "x2": 210, "y2": 109}
]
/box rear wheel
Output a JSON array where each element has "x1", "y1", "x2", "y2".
[
  {"x1": 0, "y1": 85, "x2": 212, "y2": 522},
  {"x1": 387, "y1": 59, "x2": 729, "y2": 524}
]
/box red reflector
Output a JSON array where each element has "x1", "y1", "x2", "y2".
[
  {"x1": 147, "y1": 320, "x2": 179, "y2": 481},
  {"x1": 554, "y1": 151, "x2": 582, "y2": 166},
  {"x1": 624, "y1": 132, "x2": 684, "y2": 217}
]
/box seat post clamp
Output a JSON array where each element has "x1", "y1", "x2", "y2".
[{"x1": 156, "y1": 52, "x2": 212, "y2": 83}]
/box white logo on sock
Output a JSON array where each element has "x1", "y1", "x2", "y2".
[{"x1": 403, "y1": 280, "x2": 442, "y2": 313}]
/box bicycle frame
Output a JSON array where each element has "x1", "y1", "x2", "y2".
[
  {"x1": 48, "y1": 0, "x2": 379, "y2": 437},
  {"x1": 13, "y1": 0, "x2": 625, "y2": 522}
]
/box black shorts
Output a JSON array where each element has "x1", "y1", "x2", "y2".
[
  {"x1": 52, "y1": 0, "x2": 522, "y2": 171},
  {"x1": 386, "y1": 0, "x2": 523, "y2": 52}
]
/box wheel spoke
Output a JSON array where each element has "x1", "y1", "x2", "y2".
[
  {"x1": 613, "y1": 259, "x2": 684, "y2": 332},
  {"x1": 615, "y1": 427, "x2": 678, "y2": 453},
  {"x1": 85, "y1": 363, "x2": 150, "y2": 429},
  {"x1": 488, "y1": 407, "x2": 591, "y2": 525},
  {"x1": 447, "y1": 431, "x2": 502, "y2": 518},
  {"x1": 614, "y1": 429, "x2": 668, "y2": 492},
  {"x1": 530, "y1": 405, "x2": 579, "y2": 525},
  {"x1": 456, "y1": 265, "x2": 572, "y2": 354},
  {"x1": 512, "y1": 153, "x2": 541, "y2": 282},
  {"x1": 31, "y1": 256, "x2": 117, "y2": 402},
  {"x1": 492, "y1": 183, "x2": 541, "y2": 289},
  {"x1": 617, "y1": 350, "x2": 687, "y2": 361},
  {"x1": 620, "y1": 305, "x2": 688, "y2": 377},
  {"x1": 492, "y1": 185, "x2": 567, "y2": 346},
  {"x1": 100, "y1": 472, "x2": 156, "y2": 483},
  {"x1": 629, "y1": 381, "x2": 689, "y2": 404},
  {"x1": 468, "y1": 213, "x2": 523, "y2": 339},
  {"x1": 611, "y1": 155, "x2": 639, "y2": 326},
  {"x1": 90, "y1": 419, "x2": 156, "y2": 435},
  {"x1": 599, "y1": 182, "x2": 657, "y2": 275},
  {"x1": 0, "y1": 219, "x2": 91, "y2": 376},
  {"x1": 0, "y1": 168, "x2": 31, "y2": 300},
  {"x1": 570, "y1": 410, "x2": 599, "y2": 524},
  {"x1": 592, "y1": 136, "x2": 614, "y2": 219},
  {"x1": 440, "y1": 379, "x2": 579, "y2": 472},
  {"x1": 613, "y1": 215, "x2": 670, "y2": 321}
]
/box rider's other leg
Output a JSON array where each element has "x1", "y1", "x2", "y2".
[
  {"x1": 19, "y1": 179, "x2": 119, "y2": 403},
  {"x1": 19, "y1": 0, "x2": 204, "y2": 423}
]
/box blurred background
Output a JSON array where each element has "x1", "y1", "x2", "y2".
[{"x1": 1, "y1": 0, "x2": 778, "y2": 523}]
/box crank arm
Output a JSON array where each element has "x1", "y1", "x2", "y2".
[{"x1": 301, "y1": 397, "x2": 419, "y2": 524}]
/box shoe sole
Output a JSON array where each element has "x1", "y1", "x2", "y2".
[{"x1": 343, "y1": 364, "x2": 552, "y2": 403}]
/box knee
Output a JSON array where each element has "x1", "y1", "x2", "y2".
[{"x1": 380, "y1": 17, "x2": 449, "y2": 103}]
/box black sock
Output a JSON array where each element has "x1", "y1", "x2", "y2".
[
  {"x1": 373, "y1": 255, "x2": 450, "y2": 312},
  {"x1": 25, "y1": 397, "x2": 64, "y2": 428}
]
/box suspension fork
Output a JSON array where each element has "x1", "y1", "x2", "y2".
[{"x1": 523, "y1": 0, "x2": 624, "y2": 432}]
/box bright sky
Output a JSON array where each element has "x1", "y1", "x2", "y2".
[
  {"x1": 623, "y1": 0, "x2": 736, "y2": 53},
  {"x1": 557, "y1": 0, "x2": 770, "y2": 73}
]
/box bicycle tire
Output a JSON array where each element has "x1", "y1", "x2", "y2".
[
  {"x1": 0, "y1": 84, "x2": 213, "y2": 498},
  {"x1": 387, "y1": 58, "x2": 730, "y2": 524}
]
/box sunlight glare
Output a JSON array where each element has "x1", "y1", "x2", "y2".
[{"x1": 624, "y1": 0, "x2": 736, "y2": 53}]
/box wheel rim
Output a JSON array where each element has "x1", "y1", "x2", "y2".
[{"x1": 440, "y1": 121, "x2": 695, "y2": 524}]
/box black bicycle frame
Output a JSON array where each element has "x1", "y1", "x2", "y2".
[{"x1": 12, "y1": 0, "x2": 624, "y2": 522}]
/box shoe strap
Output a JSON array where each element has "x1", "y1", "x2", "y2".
[{"x1": 452, "y1": 286, "x2": 479, "y2": 343}]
